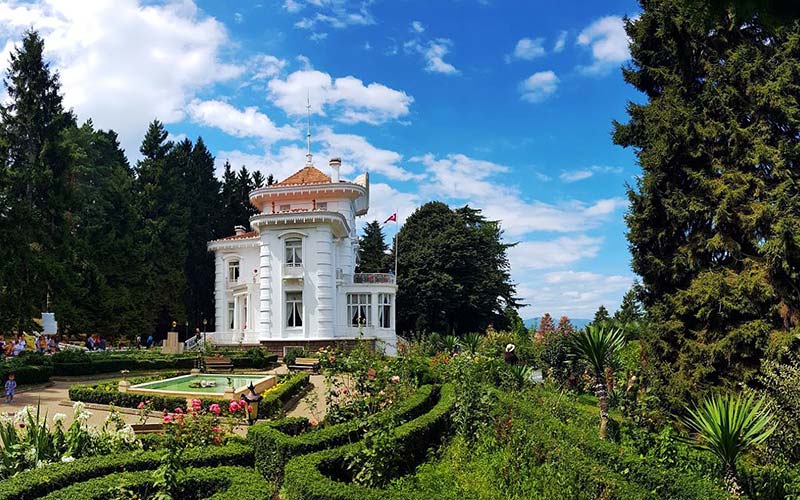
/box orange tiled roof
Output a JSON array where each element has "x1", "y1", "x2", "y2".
[
  {"x1": 275, "y1": 166, "x2": 331, "y2": 186},
  {"x1": 221, "y1": 231, "x2": 257, "y2": 240}
]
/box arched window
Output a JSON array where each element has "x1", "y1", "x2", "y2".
[{"x1": 285, "y1": 238, "x2": 302, "y2": 267}]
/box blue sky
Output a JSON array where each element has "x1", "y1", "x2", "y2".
[{"x1": 0, "y1": 0, "x2": 643, "y2": 319}]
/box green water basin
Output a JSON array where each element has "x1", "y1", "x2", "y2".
[{"x1": 128, "y1": 373, "x2": 276, "y2": 400}]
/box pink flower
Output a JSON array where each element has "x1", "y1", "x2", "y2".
[
  {"x1": 191, "y1": 399, "x2": 202, "y2": 410},
  {"x1": 163, "y1": 414, "x2": 173, "y2": 424},
  {"x1": 137, "y1": 402, "x2": 145, "y2": 409},
  {"x1": 174, "y1": 407, "x2": 183, "y2": 414},
  {"x1": 390, "y1": 375, "x2": 400, "y2": 384},
  {"x1": 212, "y1": 426, "x2": 221, "y2": 433},
  {"x1": 309, "y1": 419, "x2": 318, "y2": 426},
  {"x1": 209, "y1": 403, "x2": 221, "y2": 415},
  {"x1": 229, "y1": 400, "x2": 240, "y2": 413}
]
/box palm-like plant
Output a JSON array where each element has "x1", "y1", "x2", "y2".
[
  {"x1": 443, "y1": 335, "x2": 458, "y2": 354},
  {"x1": 569, "y1": 325, "x2": 626, "y2": 439},
  {"x1": 681, "y1": 393, "x2": 774, "y2": 499},
  {"x1": 460, "y1": 332, "x2": 482, "y2": 355}
]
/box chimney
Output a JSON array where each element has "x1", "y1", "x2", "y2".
[
  {"x1": 234, "y1": 225, "x2": 246, "y2": 236},
  {"x1": 329, "y1": 157, "x2": 341, "y2": 183}
]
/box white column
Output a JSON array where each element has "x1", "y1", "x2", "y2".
[
  {"x1": 316, "y1": 228, "x2": 334, "y2": 338},
  {"x1": 259, "y1": 239, "x2": 272, "y2": 339},
  {"x1": 214, "y1": 253, "x2": 224, "y2": 332}
]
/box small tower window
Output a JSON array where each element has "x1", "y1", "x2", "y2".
[
  {"x1": 228, "y1": 260, "x2": 240, "y2": 282},
  {"x1": 285, "y1": 238, "x2": 302, "y2": 267}
]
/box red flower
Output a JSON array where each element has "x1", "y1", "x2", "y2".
[
  {"x1": 163, "y1": 414, "x2": 173, "y2": 424},
  {"x1": 229, "y1": 400, "x2": 240, "y2": 413},
  {"x1": 137, "y1": 402, "x2": 145, "y2": 409},
  {"x1": 209, "y1": 403, "x2": 221, "y2": 415}
]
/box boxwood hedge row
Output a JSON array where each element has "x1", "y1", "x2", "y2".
[
  {"x1": 0, "y1": 442, "x2": 253, "y2": 500},
  {"x1": 248, "y1": 384, "x2": 437, "y2": 481},
  {"x1": 68, "y1": 372, "x2": 309, "y2": 420},
  {"x1": 37, "y1": 465, "x2": 274, "y2": 500},
  {"x1": 52, "y1": 351, "x2": 278, "y2": 376},
  {"x1": 280, "y1": 384, "x2": 456, "y2": 500}
]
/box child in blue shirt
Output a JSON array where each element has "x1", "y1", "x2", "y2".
[{"x1": 5, "y1": 374, "x2": 16, "y2": 403}]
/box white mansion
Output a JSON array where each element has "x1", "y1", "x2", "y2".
[{"x1": 207, "y1": 156, "x2": 398, "y2": 355}]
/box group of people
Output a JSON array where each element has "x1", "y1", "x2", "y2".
[
  {"x1": 85, "y1": 334, "x2": 107, "y2": 351},
  {"x1": 0, "y1": 333, "x2": 60, "y2": 358}
]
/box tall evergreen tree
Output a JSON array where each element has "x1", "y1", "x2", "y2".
[
  {"x1": 396, "y1": 201, "x2": 518, "y2": 336},
  {"x1": 251, "y1": 170, "x2": 265, "y2": 189},
  {"x1": 0, "y1": 30, "x2": 74, "y2": 333},
  {"x1": 357, "y1": 220, "x2": 390, "y2": 273},
  {"x1": 615, "y1": 0, "x2": 800, "y2": 407},
  {"x1": 591, "y1": 305, "x2": 611, "y2": 328},
  {"x1": 614, "y1": 288, "x2": 643, "y2": 325},
  {"x1": 537, "y1": 313, "x2": 556, "y2": 339}
]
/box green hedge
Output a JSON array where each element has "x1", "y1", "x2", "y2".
[
  {"x1": 0, "y1": 362, "x2": 53, "y2": 385},
  {"x1": 37, "y1": 465, "x2": 274, "y2": 500},
  {"x1": 257, "y1": 372, "x2": 310, "y2": 420},
  {"x1": 0, "y1": 442, "x2": 253, "y2": 500},
  {"x1": 280, "y1": 384, "x2": 456, "y2": 500},
  {"x1": 249, "y1": 384, "x2": 437, "y2": 481}
]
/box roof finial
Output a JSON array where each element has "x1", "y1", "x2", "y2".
[{"x1": 305, "y1": 92, "x2": 313, "y2": 166}]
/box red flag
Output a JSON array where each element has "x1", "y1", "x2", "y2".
[{"x1": 383, "y1": 213, "x2": 397, "y2": 224}]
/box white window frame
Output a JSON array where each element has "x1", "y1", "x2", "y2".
[
  {"x1": 279, "y1": 204, "x2": 291, "y2": 212},
  {"x1": 227, "y1": 301, "x2": 235, "y2": 330},
  {"x1": 286, "y1": 291, "x2": 303, "y2": 328},
  {"x1": 228, "y1": 260, "x2": 240, "y2": 282},
  {"x1": 285, "y1": 238, "x2": 303, "y2": 267},
  {"x1": 347, "y1": 293, "x2": 372, "y2": 327},
  {"x1": 317, "y1": 201, "x2": 328, "y2": 211},
  {"x1": 378, "y1": 294, "x2": 392, "y2": 329}
]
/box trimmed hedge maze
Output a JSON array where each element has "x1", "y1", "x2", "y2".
[
  {"x1": 0, "y1": 442, "x2": 254, "y2": 500},
  {"x1": 248, "y1": 383, "x2": 438, "y2": 480}
]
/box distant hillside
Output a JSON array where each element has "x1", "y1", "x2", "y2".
[{"x1": 524, "y1": 317, "x2": 592, "y2": 331}]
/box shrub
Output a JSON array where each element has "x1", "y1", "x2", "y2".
[
  {"x1": 283, "y1": 348, "x2": 305, "y2": 366},
  {"x1": 0, "y1": 442, "x2": 253, "y2": 500},
  {"x1": 280, "y1": 384, "x2": 456, "y2": 500},
  {"x1": 258, "y1": 372, "x2": 310, "y2": 419},
  {"x1": 0, "y1": 362, "x2": 52, "y2": 385},
  {"x1": 249, "y1": 384, "x2": 437, "y2": 481},
  {"x1": 37, "y1": 465, "x2": 275, "y2": 500}
]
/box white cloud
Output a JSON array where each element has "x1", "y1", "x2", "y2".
[
  {"x1": 248, "y1": 54, "x2": 287, "y2": 81},
  {"x1": 368, "y1": 182, "x2": 419, "y2": 227},
  {"x1": 577, "y1": 15, "x2": 630, "y2": 75},
  {"x1": 290, "y1": 0, "x2": 375, "y2": 30},
  {"x1": 405, "y1": 38, "x2": 459, "y2": 75},
  {"x1": 560, "y1": 165, "x2": 624, "y2": 182},
  {"x1": 519, "y1": 271, "x2": 634, "y2": 319},
  {"x1": 233, "y1": 12, "x2": 243, "y2": 23},
  {"x1": 410, "y1": 21, "x2": 425, "y2": 33},
  {"x1": 507, "y1": 37, "x2": 545, "y2": 62},
  {"x1": 310, "y1": 32, "x2": 328, "y2": 42},
  {"x1": 267, "y1": 69, "x2": 414, "y2": 124},
  {"x1": 519, "y1": 70, "x2": 558, "y2": 103},
  {"x1": 0, "y1": 0, "x2": 242, "y2": 157},
  {"x1": 553, "y1": 30, "x2": 567, "y2": 52},
  {"x1": 187, "y1": 99, "x2": 298, "y2": 143},
  {"x1": 413, "y1": 153, "x2": 626, "y2": 237},
  {"x1": 508, "y1": 235, "x2": 603, "y2": 271}
]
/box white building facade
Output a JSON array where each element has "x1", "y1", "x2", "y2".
[{"x1": 207, "y1": 157, "x2": 397, "y2": 355}]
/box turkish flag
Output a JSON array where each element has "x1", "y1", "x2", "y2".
[{"x1": 383, "y1": 213, "x2": 397, "y2": 224}]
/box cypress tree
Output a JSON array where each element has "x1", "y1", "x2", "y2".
[
  {"x1": 357, "y1": 220, "x2": 390, "y2": 273},
  {"x1": 615, "y1": 0, "x2": 800, "y2": 407}
]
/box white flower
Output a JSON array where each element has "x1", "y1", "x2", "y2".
[
  {"x1": 53, "y1": 413, "x2": 67, "y2": 424},
  {"x1": 61, "y1": 455, "x2": 75, "y2": 463}
]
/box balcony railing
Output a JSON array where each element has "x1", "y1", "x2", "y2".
[
  {"x1": 354, "y1": 273, "x2": 395, "y2": 284},
  {"x1": 283, "y1": 264, "x2": 304, "y2": 279}
]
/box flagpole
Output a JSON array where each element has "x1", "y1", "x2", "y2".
[{"x1": 394, "y1": 209, "x2": 398, "y2": 280}]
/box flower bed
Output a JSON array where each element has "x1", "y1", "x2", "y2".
[
  {"x1": 248, "y1": 384, "x2": 437, "y2": 481},
  {"x1": 0, "y1": 442, "x2": 253, "y2": 500},
  {"x1": 280, "y1": 384, "x2": 456, "y2": 500},
  {"x1": 36, "y1": 465, "x2": 274, "y2": 500}
]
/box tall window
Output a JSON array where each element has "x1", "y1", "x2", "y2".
[
  {"x1": 378, "y1": 294, "x2": 392, "y2": 329},
  {"x1": 285, "y1": 238, "x2": 302, "y2": 267},
  {"x1": 347, "y1": 293, "x2": 372, "y2": 327},
  {"x1": 227, "y1": 301, "x2": 235, "y2": 330},
  {"x1": 317, "y1": 202, "x2": 328, "y2": 210},
  {"x1": 286, "y1": 291, "x2": 303, "y2": 328},
  {"x1": 228, "y1": 260, "x2": 240, "y2": 282}
]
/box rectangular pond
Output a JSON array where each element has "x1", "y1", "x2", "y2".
[{"x1": 127, "y1": 373, "x2": 277, "y2": 400}]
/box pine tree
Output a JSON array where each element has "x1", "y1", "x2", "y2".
[
  {"x1": 537, "y1": 313, "x2": 556, "y2": 339},
  {"x1": 357, "y1": 220, "x2": 390, "y2": 273},
  {"x1": 614, "y1": 288, "x2": 643, "y2": 325},
  {"x1": 251, "y1": 170, "x2": 265, "y2": 189},
  {"x1": 218, "y1": 160, "x2": 239, "y2": 237},
  {"x1": 615, "y1": 0, "x2": 800, "y2": 407},
  {"x1": 591, "y1": 305, "x2": 611, "y2": 328},
  {"x1": 556, "y1": 316, "x2": 575, "y2": 334},
  {"x1": 0, "y1": 30, "x2": 75, "y2": 332}
]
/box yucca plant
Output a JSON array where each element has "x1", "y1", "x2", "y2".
[
  {"x1": 506, "y1": 364, "x2": 534, "y2": 390},
  {"x1": 460, "y1": 332, "x2": 482, "y2": 355},
  {"x1": 681, "y1": 393, "x2": 774, "y2": 499},
  {"x1": 569, "y1": 325, "x2": 626, "y2": 439},
  {"x1": 443, "y1": 335, "x2": 458, "y2": 354}
]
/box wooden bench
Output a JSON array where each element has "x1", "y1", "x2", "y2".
[
  {"x1": 289, "y1": 356, "x2": 320, "y2": 373},
  {"x1": 204, "y1": 356, "x2": 234, "y2": 373}
]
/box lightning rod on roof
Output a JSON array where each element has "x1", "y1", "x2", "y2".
[{"x1": 306, "y1": 92, "x2": 313, "y2": 166}]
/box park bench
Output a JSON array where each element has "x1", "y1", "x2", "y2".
[
  {"x1": 204, "y1": 355, "x2": 234, "y2": 373},
  {"x1": 289, "y1": 356, "x2": 320, "y2": 373}
]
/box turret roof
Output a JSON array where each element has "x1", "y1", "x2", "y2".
[{"x1": 275, "y1": 166, "x2": 331, "y2": 186}]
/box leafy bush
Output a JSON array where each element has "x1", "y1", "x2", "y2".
[
  {"x1": 0, "y1": 362, "x2": 53, "y2": 385},
  {"x1": 748, "y1": 354, "x2": 800, "y2": 463},
  {"x1": 249, "y1": 384, "x2": 437, "y2": 481},
  {"x1": 258, "y1": 372, "x2": 310, "y2": 419},
  {"x1": 0, "y1": 442, "x2": 253, "y2": 500},
  {"x1": 283, "y1": 348, "x2": 305, "y2": 366},
  {"x1": 36, "y1": 465, "x2": 275, "y2": 500}
]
